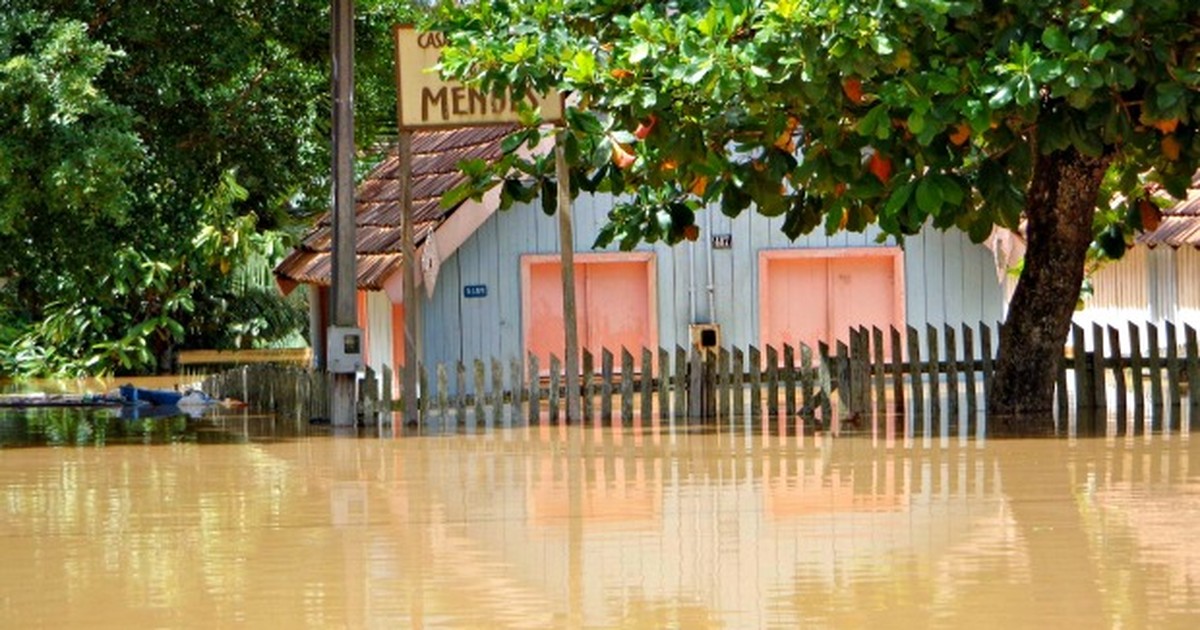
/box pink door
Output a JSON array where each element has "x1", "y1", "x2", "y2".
[
  {"x1": 526, "y1": 260, "x2": 588, "y2": 366},
  {"x1": 828, "y1": 256, "x2": 896, "y2": 349},
  {"x1": 760, "y1": 249, "x2": 903, "y2": 357},
  {"x1": 583, "y1": 261, "x2": 653, "y2": 360},
  {"x1": 524, "y1": 254, "x2": 656, "y2": 368},
  {"x1": 762, "y1": 257, "x2": 829, "y2": 353}
]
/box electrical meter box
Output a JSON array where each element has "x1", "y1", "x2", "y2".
[
  {"x1": 327, "y1": 326, "x2": 364, "y2": 373},
  {"x1": 689, "y1": 323, "x2": 721, "y2": 355}
]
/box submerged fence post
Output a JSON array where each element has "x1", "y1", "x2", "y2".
[
  {"x1": 1148, "y1": 323, "x2": 1164, "y2": 412},
  {"x1": 361, "y1": 366, "x2": 377, "y2": 423},
  {"x1": 944, "y1": 325, "x2": 959, "y2": 424},
  {"x1": 1129, "y1": 323, "x2": 1145, "y2": 416},
  {"x1": 1072, "y1": 324, "x2": 1089, "y2": 412},
  {"x1": 1167, "y1": 322, "x2": 1182, "y2": 409},
  {"x1": 783, "y1": 344, "x2": 797, "y2": 418},
  {"x1": 873, "y1": 327, "x2": 887, "y2": 422},
  {"x1": 732, "y1": 347, "x2": 745, "y2": 419},
  {"x1": 601, "y1": 348, "x2": 614, "y2": 424},
  {"x1": 674, "y1": 346, "x2": 688, "y2": 422},
  {"x1": 890, "y1": 327, "x2": 905, "y2": 420},
  {"x1": 1108, "y1": 326, "x2": 1126, "y2": 425},
  {"x1": 418, "y1": 363, "x2": 429, "y2": 421},
  {"x1": 835, "y1": 340, "x2": 850, "y2": 418},
  {"x1": 582, "y1": 349, "x2": 595, "y2": 424},
  {"x1": 549, "y1": 354, "x2": 562, "y2": 423},
  {"x1": 925, "y1": 325, "x2": 940, "y2": 421},
  {"x1": 765, "y1": 345, "x2": 780, "y2": 417},
  {"x1": 1091, "y1": 324, "x2": 1107, "y2": 411},
  {"x1": 641, "y1": 347, "x2": 654, "y2": 422},
  {"x1": 688, "y1": 350, "x2": 703, "y2": 420},
  {"x1": 718, "y1": 348, "x2": 731, "y2": 420},
  {"x1": 749, "y1": 346, "x2": 762, "y2": 420},
  {"x1": 474, "y1": 359, "x2": 486, "y2": 423},
  {"x1": 980, "y1": 322, "x2": 995, "y2": 400},
  {"x1": 855, "y1": 327, "x2": 871, "y2": 417},
  {"x1": 621, "y1": 348, "x2": 635, "y2": 424},
  {"x1": 799, "y1": 343, "x2": 815, "y2": 419},
  {"x1": 658, "y1": 347, "x2": 670, "y2": 421},
  {"x1": 436, "y1": 364, "x2": 448, "y2": 420},
  {"x1": 961, "y1": 324, "x2": 976, "y2": 418},
  {"x1": 1186, "y1": 326, "x2": 1200, "y2": 414},
  {"x1": 510, "y1": 357, "x2": 523, "y2": 421},
  {"x1": 906, "y1": 326, "x2": 924, "y2": 423},
  {"x1": 491, "y1": 358, "x2": 505, "y2": 422},
  {"x1": 456, "y1": 360, "x2": 467, "y2": 420},
  {"x1": 818, "y1": 342, "x2": 834, "y2": 421},
  {"x1": 528, "y1": 354, "x2": 541, "y2": 424}
]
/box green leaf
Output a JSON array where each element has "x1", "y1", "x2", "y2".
[
  {"x1": 501, "y1": 131, "x2": 528, "y2": 154},
  {"x1": 1097, "y1": 225, "x2": 1126, "y2": 258},
  {"x1": 916, "y1": 177, "x2": 942, "y2": 215},
  {"x1": 629, "y1": 42, "x2": 651, "y2": 64},
  {"x1": 567, "y1": 108, "x2": 604, "y2": 137},
  {"x1": 541, "y1": 178, "x2": 557, "y2": 215},
  {"x1": 857, "y1": 105, "x2": 891, "y2": 140},
  {"x1": 988, "y1": 82, "x2": 1014, "y2": 109},
  {"x1": 1154, "y1": 82, "x2": 1186, "y2": 111},
  {"x1": 907, "y1": 110, "x2": 926, "y2": 135},
  {"x1": 933, "y1": 174, "x2": 965, "y2": 206},
  {"x1": 1041, "y1": 26, "x2": 1070, "y2": 53}
]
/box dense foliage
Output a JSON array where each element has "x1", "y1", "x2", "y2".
[
  {"x1": 432, "y1": 0, "x2": 1200, "y2": 414},
  {"x1": 435, "y1": 0, "x2": 1198, "y2": 243},
  {"x1": 0, "y1": 1, "x2": 417, "y2": 376}
]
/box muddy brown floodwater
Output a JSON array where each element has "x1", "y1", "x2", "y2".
[{"x1": 3, "y1": 408, "x2": 1200, "y2": 628}]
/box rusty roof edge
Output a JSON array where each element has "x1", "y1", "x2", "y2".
[{"x1": 275, "y1": 126, "x2": 514, "y2": 289}]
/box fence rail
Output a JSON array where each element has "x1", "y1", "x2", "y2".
[{"x1": 198, "y1": 320, "x2": 1198, "y2": 427}]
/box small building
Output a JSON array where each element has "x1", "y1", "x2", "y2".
[
  {"x1": 1072, "y1": 174, "x2": 1200, "y2": 347},
  {"x1": 275, "y1": 127, "x2": 1007, "y2": 387}
]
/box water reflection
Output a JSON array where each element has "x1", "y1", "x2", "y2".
[{"x1": 2, "y1": 412, "x2": 1200, "y2": 627}]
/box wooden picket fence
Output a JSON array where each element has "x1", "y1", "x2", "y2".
[{"x1": 197, "y1": 320, "x2": 1199, "y2": 426}]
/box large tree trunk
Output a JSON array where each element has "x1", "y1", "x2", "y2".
[{"x1": 988, "y1": 147, "x2": 1110, "y2": 422}]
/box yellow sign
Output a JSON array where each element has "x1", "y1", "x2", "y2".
[{"x1": 393, "y1": 26, "x2": 563, "y2": 129}]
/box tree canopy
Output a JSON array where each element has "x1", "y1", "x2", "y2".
[
  {"x1": 0, "y1": 1, "x2": 418, "y2": 376},
  {"x1": 432, "y1": 0, "x2": 1200, "y2": 415},
  {"x1": 435, "y1": 0, "x2": 1198, "y2": 243}
]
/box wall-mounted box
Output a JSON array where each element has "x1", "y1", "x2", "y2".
[
  {"x1": 689, "y1": 323, "x2": 721, "y2": 353},
  {"x1": 327, "y1": 326, "x2": 364, "y2": 373}
]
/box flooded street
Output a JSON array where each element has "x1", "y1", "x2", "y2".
[{"x1": 3, "y1": 408, "x2": 1200, "y2": 628}]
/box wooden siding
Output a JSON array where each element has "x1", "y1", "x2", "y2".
[
  {"x1": 1180, "y1": 247, "x2": 1200, "y2": 312},
  {"x1": 1088, "y1": 246, "x2": 1149, "y2": 309},
  {"x1": 417, "y1": 193, "x2": 1007, "y2": 372},
  {"x1": 364, "y1": 290, "x2": 394, "y2": 378},
  {"x1": 1073, "y1": 245, "x2": 1200, "y2": 351}
]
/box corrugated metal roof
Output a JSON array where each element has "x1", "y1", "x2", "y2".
[
  {"x1": 1136, "y1": 172, "x2": 1200, "y2": 249},
  {"x1": 275, "y1": 125, "x2": 514, "y2": 290}
]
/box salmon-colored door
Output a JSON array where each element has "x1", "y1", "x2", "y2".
[
  {"x1": 583, "y1": 261, "x2": 653, "y2": 360},
  {"x1": 828, "y1": 256, "x2": 896, "y2": 349},
  {"x1": 762, "y1": 257, "x2": 829, "y2": 353},
  {"x1": 760, "y1": 249, "x2": 903, "y2": 356},
  {"x1": 523, "y1": 254, "x2": 656, "y2": 369},
  {"x1": 525, "y1": 260, "x2": 588, "y2": 366}
]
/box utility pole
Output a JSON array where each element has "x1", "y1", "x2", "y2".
[
  {"x1": 399, "y1": 130, "x2": 419, "y2": 425},
  {"x1": 329, "y1": 0, "x2": 359, "y2": 427},
  {"x1": 556, "y1": 130, "x2": 581, "y2": 422}
]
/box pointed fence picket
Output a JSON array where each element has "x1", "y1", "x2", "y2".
[{"x1": 199, "y1": 320, "x2": 1199, "y2": 429}]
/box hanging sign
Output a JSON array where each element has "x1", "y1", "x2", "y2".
[{"x1": 393, "y1": 26, "x2": 563, "y2": 129}]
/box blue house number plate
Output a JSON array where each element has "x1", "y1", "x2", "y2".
[{"x1": 464, "y1": 284, "x2": 488, "y2": 298}]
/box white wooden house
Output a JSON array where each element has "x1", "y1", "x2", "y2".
[
  {"x1": 275, "y1": 127, "x2": 1007, "y2": 386},
  {"x1": 1072, "y1": 175, "x2": 1200, "y2": 348}
]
